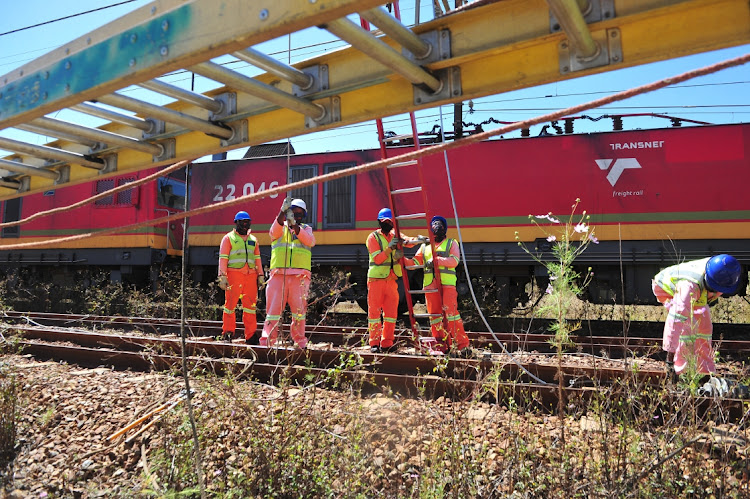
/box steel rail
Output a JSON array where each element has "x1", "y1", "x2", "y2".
[
  {"x1": 232, "y1": 49, "x2": 314, "y2": 89},
  {"x1": 71, "y1": 102, "x2": 154, "y2": 132},
  {"x1": 95, "y1": 93, "x2": 234, "y2": 140},
  {"x1": 13, "y1": 335, "x2": 750, "y2": 421},
  {"x1": 138, "y1": 80, "x2": 224, "y2": 113}
]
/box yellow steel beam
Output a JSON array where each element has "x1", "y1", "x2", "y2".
[{"x1": 1, "y1": 0, "x2": 748, "y2": 199}]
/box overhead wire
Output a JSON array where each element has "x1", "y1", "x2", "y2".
[{"x1": 0, "y1": 0, "x2": 141, "y2": 37}]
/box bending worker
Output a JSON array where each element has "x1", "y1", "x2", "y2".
[
  {"x1": 260, "y1": 198, "x2": 315, "y2": 350},
  {"x1": 366, "y1": 208, "x2": 424, "y2": 354},
  {"x1": 217, "y1": 211, "x2": 263, "y2": 344},
  {"x1": 652, "y1": 254, "x2": 742, "y2": 376},
  {"x1": 405, "y1": 216, "x2": 471, "y2": 357}
]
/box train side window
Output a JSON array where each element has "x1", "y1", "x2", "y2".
[
  {"x1": 157, "y1": 177, "x2": 186, "y2": 209},
  {"x1": 323, "y1": 163, "x2": 355, "y2": 229},
  {"x1": 289, "y1": 165, "x2": 317, "y2": 229},
  {"x1": 1, "y1": 198, "x2": 21, "y2": 238}
]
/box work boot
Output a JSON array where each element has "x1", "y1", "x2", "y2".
[
  {"x1": 245, "y1": 334, "x2": 259, "y2": 346},
  {"x1": 220, "y1": 331, "x2": 233, "y2": 342},
  {"x1": 382, "y1": 345, "x2": 399, "y2": 354},
  {"x1": 370, "y1": 345, "x2": 382, "y2": 354}
]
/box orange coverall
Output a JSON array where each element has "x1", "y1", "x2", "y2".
[
  {"x1": 652, "y1": 279, "x2": 720, "y2": 375},
  {"x1": 219, "y1": 230, "x2": 262, "y2": 341},
  {"x1": 407, "y1": 239, "x2": 469, "y2": 353},
  {"x1": 366, "y1": 230, "x2": 418, "y2": 349},
  {"x1": 260, "y1": 221, "x2": 316, "y2": 349}
]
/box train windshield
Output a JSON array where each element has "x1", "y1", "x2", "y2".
[{"x1": 157, "y1": 176, "x2": 186, "y2": 209}]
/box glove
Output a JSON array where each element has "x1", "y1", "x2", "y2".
[
  {"x1": 392, "y1": 248, "x2": 404, "y2": 260},
  {"x1": 218, "y1": 275, "x2": 228, "y2": 290},
  {"x1": 285, "y1": 209, "x2": 295, "y2": 225},
  {"x1": 280, "y1": 197, "x2": 292, "y2": 212},
  {"x1": 416, "y1": 235, "x2": 430, "y2": 244},
  {"x1": 388, "y1": 237, "x2": 401, "y2": 250},
  {"x1": 423, "y1": 260, "x2": 433, "y2": 272},
  {"x1": 258, "y1": 274, "x2": 266, "y2": 287}
]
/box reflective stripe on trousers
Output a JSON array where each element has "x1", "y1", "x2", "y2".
[
  {"x1": 424, "y1": 284, "x2": 469, "y2": 350},
  {"x1": 222, "y1": 271, "x2": 258, "y2": 340},
  {"x1": 261, "y1": 272, "x2": 311, "y2": 348},
  {"x1": 367, "y1": 278, "x2": 399, "y2": 348}
]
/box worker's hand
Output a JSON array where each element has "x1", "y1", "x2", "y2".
[
  {"x1": 388, "y1": 237, "x2": 401, "y2": 250},
  {"x1": 218, "y1": 275, "x2": 228, "y2": 290},
  {"x1": 423, "y1": 260, "x2": 433, "y2": 272},
  {"x1": 280, "y1": 197, "x2": 292, "y2": 212},
  {"x1": 285, "y1": 209, "x2": 296, "y2": 225},
  {"x1": 258, "y1": 274, "x2": 266, "y2": 287},
  {"x1": 392, "y1": 248, "x2": 404, "y2": 260},
  {"x1": 416, "y1": 235, "x2": 430, "y2": 244}
]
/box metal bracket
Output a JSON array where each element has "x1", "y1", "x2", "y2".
[
  {"x1": 18, "y1": 177, "x2": 30, "y2": 193},
  {"x1": 402, "y1": 28, "x2": 451, "y2": 64},
  {"x1": 304, "y1": 96, "x2": 341, "y2": 129},
  {"x1": 142, "y1": 119, "x2": 165, "y2": 139},
  {"x1": 558, "y1": 28, "x2": 622, "y2": 74},
  {"x1": 220, "y1": 120, "x2": 249, "y2": 147},
  {"x1": 98, "y1": 154, "x2": 117, "y2": 175},
  {"x1": 54, "y1": 165, "x2": 70, "y2": 185},
  {"x1": 152, "y1": 139, "x2": 175, "y2": 163},
  {"x1": 550, "y1": 0, "x2": 615, "y2": 32},
  {"x1": 413, "y1": 66, "x2": 461, "y2": 106},
  {"x1": 293, "y1": 65, "x2": 329, "y2": 97},
  {"x1": 211, "y1": 92, "x2": 237, "y2": 120}
]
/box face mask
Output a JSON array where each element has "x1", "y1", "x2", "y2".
[
  {"x1": 235, "y1": 220, "x2": 251, "y2": 235},
  {"x1": 432, "y1": 222, "x2": 446, "y2": 242},
  {"x1": 379, "y1": 220, "x2": 394, "y2": 233}
]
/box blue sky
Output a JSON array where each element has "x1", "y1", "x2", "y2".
[{"x1": 1, "y1": 0, "x2": 749, "y2": 160}]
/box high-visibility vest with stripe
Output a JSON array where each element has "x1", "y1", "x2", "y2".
[
  {"x1": 270, "y1": 224, "x2": 312, "y2": 270},
  {"x1": 222, "y1": 231, "x2": 259, "y2": 269},
  {"x1": 654, "y1": 257, "x2": 710, "y2": 307},
  {"x1": 367, "y1": 231, "x2": 402, "y2": 279},
  {"x1": 423, "y1": 238, "x2": 457, "y2": 287}
]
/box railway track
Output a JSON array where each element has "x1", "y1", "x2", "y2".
[
  {"x1": 4, "y1": 311, "x2": 750, "y2": 356},
  {"x1": 3, "y1": 311, "x2": 750, "y2": 422}
]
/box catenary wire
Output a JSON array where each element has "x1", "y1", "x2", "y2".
[{"x1": 0, "y1": 0, "x2": 141, "y2": 37}]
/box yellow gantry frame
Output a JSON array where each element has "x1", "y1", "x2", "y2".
[{"x1": 0, "y1": 0, "x2": 748, "y2": 199}]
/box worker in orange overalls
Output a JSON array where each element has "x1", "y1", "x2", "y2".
[
  {"x1": 405, "y1": 216, "x2": 471, "y2": 357},
  {"x1": 217, "y1": 211, "x2": 263, "y2": 344},
  {"x1": 259, "y1": 198, "x2": 315, "y2": 350},
  {"x1": 652, "y1": 254, "x2": 742, "y2": 376},
  {"x1": 366, "y1": 208, "x2": 424, "y2": 353}
]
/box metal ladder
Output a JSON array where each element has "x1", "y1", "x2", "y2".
[{"x1": 360, "y1": 6, "x2": 448, "y2": 355}]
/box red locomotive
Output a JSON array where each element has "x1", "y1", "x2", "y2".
[{"x1": 1, "y1": 122, "x2": 748, "y2": 311}]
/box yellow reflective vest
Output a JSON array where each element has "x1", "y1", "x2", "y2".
[
  {"x1": 654, "y1": 257, "x2": 710, "y2": 307},
  {"x1": 222, "y1": 231, "x2": 259, "y2": 269},
  {"x1": 270, "y1": 224, "x2": 312, "y2": 270},
  {"x1": 367, "y1": 231, "x2": 402, "y2": 279},
  {"x1": 423, "y1": 238, "x2": 457, "y2": 287}
]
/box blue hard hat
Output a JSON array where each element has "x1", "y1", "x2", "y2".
[
  {"x1": 705, "y1": 254, "x2": 742, "y2": 294},
  {"x1": 234, "y1": 211, "x2": 251, "y2": 222},
  {"x1": 431, "y1": 216, "x2": 448, "y2": 228},
  {"x1": 377, "y1": 208, "x2": 393, "y2": 221}
]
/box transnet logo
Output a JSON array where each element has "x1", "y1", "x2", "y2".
[{"x1": 595, "y1": 158, "x2": 642, "y2": 186}]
